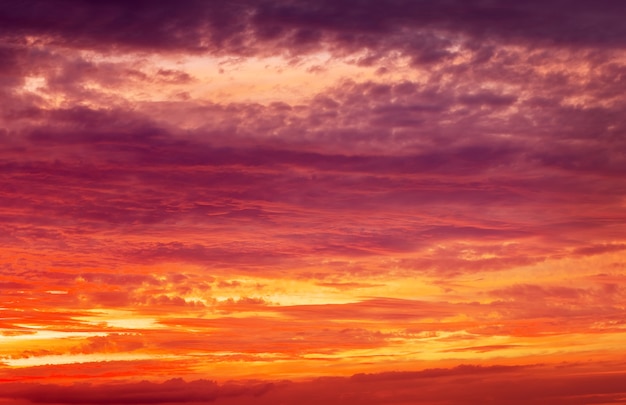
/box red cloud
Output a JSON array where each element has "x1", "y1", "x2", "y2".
[{"x1": 1, "y1": 364, "x2": 626, "y2": 404}]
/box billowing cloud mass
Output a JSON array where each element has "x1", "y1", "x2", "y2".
[{"x1": 1, "y1": 0, "x2": 625, "y2": 403}]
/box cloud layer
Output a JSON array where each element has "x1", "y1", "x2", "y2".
[
  {"x1": 2, "y1": 364, "x2": 626, "y2": 405},
  {"x1": 1, "y1": 0, "x2": 625, "y2": 403}
]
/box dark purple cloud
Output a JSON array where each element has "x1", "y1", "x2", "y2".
[
  {"x1": 1, "y1": 0, "x2": 625, "y2": 58},
  {"x1": 1, "y1": 91, "x2": 623, "y2": 275}
]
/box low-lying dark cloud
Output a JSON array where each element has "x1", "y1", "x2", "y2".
[
  {"x1": 1, "y1": 0, "x2": 626, "y2": 58},
  {"x1": 1, "y1": 364, "x2": 626, "y2": 404}
]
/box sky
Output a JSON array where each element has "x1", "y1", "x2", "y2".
[{"x1": 0, "y1": 0, "x2": 625, "y2": 403}]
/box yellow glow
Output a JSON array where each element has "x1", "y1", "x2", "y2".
[
  {"x1": 22, "y1": 76, "x2": 46, "y2": 93},
  {"x1": 75, "y1": 310, "x2": 163, "y2": 330},
  {"x1": 5, "y1": 352, "x2": 170, "y2": 367},
  {"x1": 0, "y1": 329, "x2": 107, "y2": 341}
]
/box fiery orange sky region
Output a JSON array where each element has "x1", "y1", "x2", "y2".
[{"x1": 1, "y1": 1, "x2": 625, "y2": 404}]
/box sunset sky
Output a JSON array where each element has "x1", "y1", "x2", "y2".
[{"x1": 1, "y1": 0, "x2": 626, "y2": 403}]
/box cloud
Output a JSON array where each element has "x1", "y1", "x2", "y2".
[
  {"x1": 316, "y1": 281, "x2": 386, "y2": 290},
  {"x1": 2, "y1": 1, "x2": 626, "y2": 59},
  {"x1": 3, "y1": 94, "x2": 622, "y2": 277},
  {"x1": 1, "y1": 0, "x2": 625, "y2": 391},
  {"x1": 0, "y1": 281, "x2": 30, "y2": 289},
  {"x1": 277, "y1": 298, "x2": 462, "y2": 322},
  {"x1": 573, "y1": 244, "x2": 626, "y2": 257},
  {"x1": 69, "y1": 334, "x2": 144, "y2": 355},
  {"x1": 0, "y1": 378, "x2": 273, "y2": 404},
  {"x1": 349, "y1": 364, "x2": 527, "y2": 382},
  {"x1": 1, "y1": 364, "x2": 626, "y2": 405}
]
